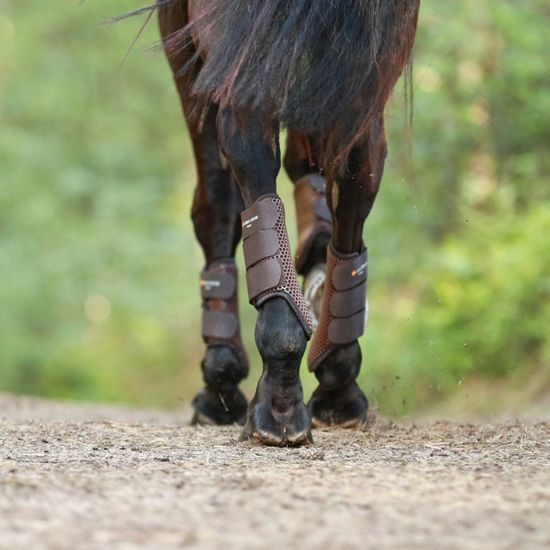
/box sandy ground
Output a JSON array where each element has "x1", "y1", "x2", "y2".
[{"x1": 0, "y1": 394, "x2": 549, "y2": 549}]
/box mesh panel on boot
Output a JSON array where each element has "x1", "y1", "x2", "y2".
[{"x1": 242, "y1": 195, "x2": 312, "y2": 337}]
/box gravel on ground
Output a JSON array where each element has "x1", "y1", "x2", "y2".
[{"x1": 0, "y1": 394, "x2": 548, "y2": 549}]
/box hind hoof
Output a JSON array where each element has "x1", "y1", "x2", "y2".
[
  {"x1": 308, "y1": 381, "x2": 368, "y2": 429},
  {"x1": 191, "y1": 386, "x2": 248, "y2": 426},
  {"x1": 240, "y1": 402, "x2": 313, "y2": 446}
]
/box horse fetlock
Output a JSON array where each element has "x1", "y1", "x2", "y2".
[
  {"x1": 201, "y1": 345, "x2": 248, "y2": 390},
  {"x1": 255, "y1": 298, "x2": 307, "y2": 363},
  {"x1": 314, "y1": 343, "x2": 362, "y2": 391},
  {"x1": 308, "y1": 343, "x2": 368, "y2": 429}
]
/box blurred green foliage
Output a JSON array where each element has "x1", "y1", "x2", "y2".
[{"x1": 0, "y1": 0, "x2": 548, "y2": 415}]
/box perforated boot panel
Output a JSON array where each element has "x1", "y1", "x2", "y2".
[{"x1": 241, "y1": 195, "x2": 313, "y2": 338}]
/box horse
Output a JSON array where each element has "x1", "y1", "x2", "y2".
[{"x1": 155, "y1": 0, "x2": 420, "y2": 446}]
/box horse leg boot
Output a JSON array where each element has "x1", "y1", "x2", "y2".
[
  {"x1": 159, "y1": 6, "x2": 248, "y2": 426},
  {"x1": 218, "y1": 110, "x2": 314, "y2": 446},
  {"x1": 284, "y1": 132, "x2": 332, "y2": 327},
  {"x1": 307, "y1": 122, "x2": 387, "y2": 428}
]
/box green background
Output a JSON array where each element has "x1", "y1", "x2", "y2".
[{"x1": 1, "y1": 0, "x2": 548, "y2": 416}]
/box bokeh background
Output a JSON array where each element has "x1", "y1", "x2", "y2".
[{"x1": 1, "y1": 0, "x2": 548, "y2": 416}]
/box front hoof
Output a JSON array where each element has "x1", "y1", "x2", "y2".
[
  {"x1": 308, "y1": 381, "x2": 368, "y2": 429},
  {"x1": 191, "y1": 386, "x2": 248, "y2": 426},
  {"x1": 240, "y1": 402, "x2": 313, "y2": 447}
]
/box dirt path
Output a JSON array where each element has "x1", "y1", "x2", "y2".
[{"x1": 0, "y1": 394, "x2": 548, "y2": 549}]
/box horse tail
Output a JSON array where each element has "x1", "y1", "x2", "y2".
[{"x1": 164, "y1": 0, "x2": 420, "y2": 168}]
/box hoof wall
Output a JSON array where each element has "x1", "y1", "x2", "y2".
[{"x1": 240, "y1": 403, "x2": 313, "y2": 447}]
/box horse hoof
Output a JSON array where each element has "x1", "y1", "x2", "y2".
[
  {"x1": 308, "y1": 381, "x2": 368, "y2": 429},
  {"x1": 191, "y1": 386, "x2": 248, "y2": 426},
  {"x1": 240, "y1": 402, "x2": 313, "y2": 446}
]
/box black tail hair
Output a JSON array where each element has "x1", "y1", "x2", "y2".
[{"x1": 161, "y1": 0, "x2": 419, "y2": 168}]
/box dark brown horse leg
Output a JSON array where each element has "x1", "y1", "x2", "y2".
[
  {"x1": 307, "y1": 117, "x2": 388, "y2": 428},
  {"x1": 217, "y1": 109, "x2": 313, "y2": 446},
  {"x1": 284, "y1": 133, "x2": 332, "y2": 326},
  {"x1": 189, "y1": 111, "x2": 249, "y2": 426},
  {"x1": 159, "y1": 5, "x2": 248, "y2": 425}
]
